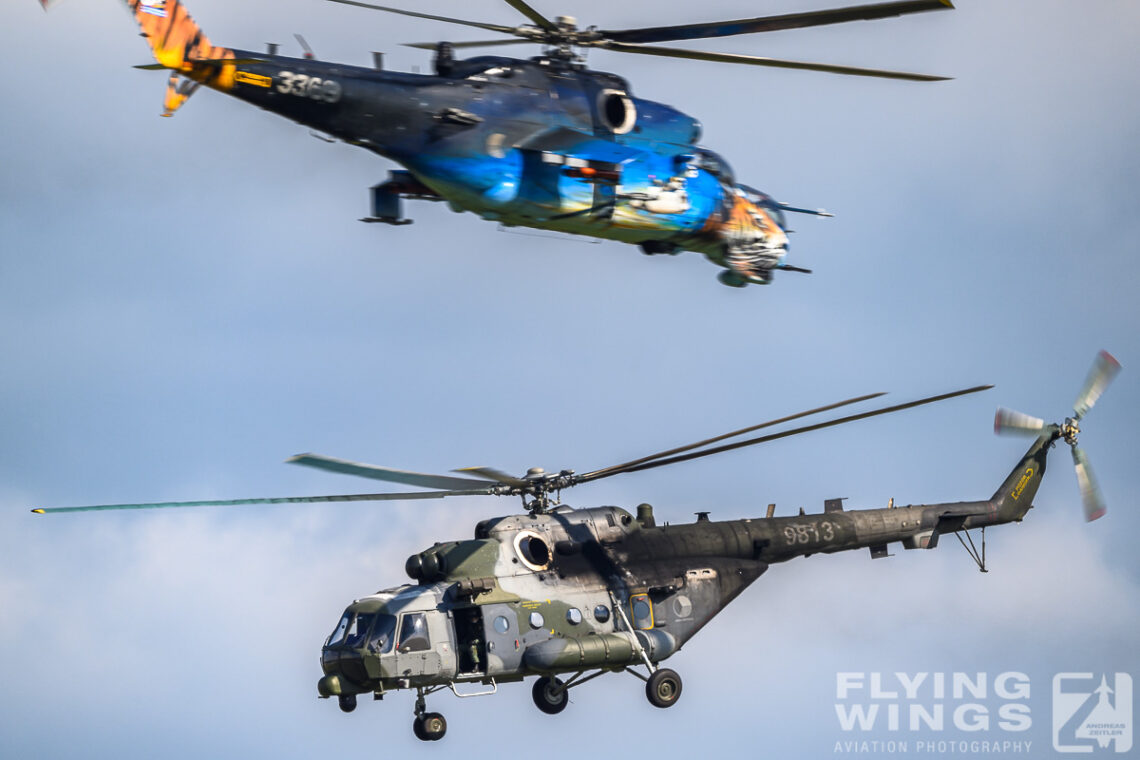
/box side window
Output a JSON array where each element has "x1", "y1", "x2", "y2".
[
  {"x1": 368, "y1": 614, "x2": 397, "y2": 654},
  {"x1": 631, "y1": 594, "x2": 654, "y2": 630},
  {"x1": 398, "y1": 612, "x2": 431, "y2": 653}
]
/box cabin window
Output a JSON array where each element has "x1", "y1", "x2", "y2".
[
  {"x1": 529, "y1": 612, "x2": 545, "y2": 630},
  {"x1": 593, "y1": 605, "x2": 611, "y2": 623},
  {"x1": 566, "y1": 608, "x2": 583, "y2": 625},
  {"x1": 398, "y1": 612, "x2": 431, "y2": 653},
  {"x1": 493, "y1": 615, "x2": 511, "y2": 634}
]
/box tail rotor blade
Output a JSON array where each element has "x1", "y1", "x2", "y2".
[
  {"x1": 1073, "y1": 350, "x2": 1121, "y2": 420},
  {"x1": 994, "y1": 407, "x2": 1046, "y2": 436},
  {"x1": 294, "y1": 33, "x2": 315, "y2": 59},
  {"x1": 1071, "y1": 445, "x2": 1107, "y2": 521}
]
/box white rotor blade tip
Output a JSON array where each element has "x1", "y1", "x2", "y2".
[
  {"x1": 994, "y1": 407, "x2": 1045, "y2": 436},
  {"x1": 1072, "y1": 446, "x2": 1107, "y2": 521},
  {"x1": 1073, "y1": 349, "x2": 1121, "y2": 419}
]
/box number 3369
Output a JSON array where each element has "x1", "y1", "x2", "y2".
[{"x1": 276, "y1": 71, "x2": 342, "y2": 103}]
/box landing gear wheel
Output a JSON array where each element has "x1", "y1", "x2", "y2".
[
  {"x1": 413, "y1": 712, "x2": 447, "y2": 741},
  {"x1": 646, "y1": 668, "x2": 682, "y2": 708},
  {"x1": 532, "y1": 675, "x2": 569, "y2": 714},
  {"x1": 338, "y1": 694, "x2": 357, "y2": 713}
]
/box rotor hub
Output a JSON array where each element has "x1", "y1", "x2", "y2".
[{"x1": 1061, "y1": 417, "x2": 1080, "y2": 446}]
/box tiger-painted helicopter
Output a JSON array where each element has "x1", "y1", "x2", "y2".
[
  {"x1": 31, "y1": 351, "x2": 1119, "y2": 740},
  {"x1": 43, "y1": 0, "x2": 954, "y2": 286}
]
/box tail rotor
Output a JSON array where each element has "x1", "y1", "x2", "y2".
[
  {"x1": 994, "y1": 350, "x2": 1119, "y2": 522},
  {"x1": 1073, "y1": 349, "x2": 1122, "y2": 420}
]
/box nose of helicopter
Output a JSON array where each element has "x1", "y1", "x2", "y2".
[{"x1": 320, "y1": 646, "x2": 369, "y2": 692}]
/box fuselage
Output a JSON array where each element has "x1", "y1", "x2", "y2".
[
  {"x1": 317, "y1": 432, "x2": 1051, "y2": 698},
  {"x1": 182, "y1": 48, "x2": 791, "y2": 282}
]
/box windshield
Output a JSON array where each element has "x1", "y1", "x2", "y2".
[
  {"x1": 344, "y1": 613, "x2": 375, "y2": 648},
  {"x1": 739, "y1": 184, "x2": 787, "y2": 229},
  {"x1": 326, "y1": 612, "x2": 352, "y2": 647},
  {"x1": 326, "y1": 611, "x2": 390, "y2": 649}
]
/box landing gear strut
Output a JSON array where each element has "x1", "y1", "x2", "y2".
[{"x1": 411, "y1": 688, "x2": 447, "y2": 741}]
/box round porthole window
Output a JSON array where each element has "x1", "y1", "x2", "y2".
[
  {"x1": 529, "y1": 611, "x2": 545, "y2": 629},
  {"x1": 567, "y1": 608, "x2": 582, "y2": 625},
  {"x1": 593, "y1": 605, "x2": 610, "y2": 623},
  {"x1": 493, "y1": 615, "x2": 510, "y2": 634}
]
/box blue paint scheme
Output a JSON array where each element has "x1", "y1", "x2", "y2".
[{"x1": 207, "y1": 50, "x2": 795, "y2": 284}]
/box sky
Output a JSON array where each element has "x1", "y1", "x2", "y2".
[{"x1": 2, "y1": 1, "x2": 1138, "y2": 757}]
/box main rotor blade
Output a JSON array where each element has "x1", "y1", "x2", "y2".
[
  {"x1": 596, "y1": 41, "x2": 950, "y2": 81},
  {"x1": 30, "y1": 488, "x2": 499, "y2": 515},
  {"x1": 601, "y1": 0, "x2": 953, "y2": 45},
  {"x1": 454, "y1": 466, "x2": 529, "y2": 488},
  {"x1": 994, "y1": 407, "x2": 1047, "y2": 437},
  {"x1": 597, "y1": 385, "x2": 992, "y2": 480},
  {"x1": 288, "y1": 453, "x2": 496, "y2": 491},
  {"x1": 404, "y1": 38, "x2": 535, "y2": 50},
  {"x1": 577, "y1": 392, "x2": 885, "y2": 484},
  {"x1": 502, "y1": 0, "x2": 556, "y2": 31},
  {"x1": 326, "y1": 0, "x2": 518, "y2": 35},
  {"x1": 1072, "y1": 445, "x2": 1106, "y2": 521},
  {"x1": 1073, "y1": 349, "x2": 1121, "y2": 420}
]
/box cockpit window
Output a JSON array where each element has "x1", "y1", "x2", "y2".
[
  {"x1": 344, "y1": 613, "x2": 375, "y2": 648},
  {"x1": 694, "y1": 149, "x2": 734, "y2": 185},
  {"x1": 739, "y1": 184, "x2": 787, "y2": 228},
  {"x1": 398, "y1": 612, "x2": 431, "y2": 653},
  {"x1": 326, "y1": 612, "x2": 352, "y2": 647},
  {"x1": 367, "y1": 614, "x2": 397, "y2": 654}
]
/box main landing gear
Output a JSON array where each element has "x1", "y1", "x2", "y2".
[
  {"x1": 529, "y1": 666, "x2": 684, "y2": 714},
  {"x1": 645, "y1": 668, "x2": 682, "y2": 708},
  {"x1": 532, "y1": 676, "x2": 569, "y2": 714},
  {"x1": 412, "y1": 688, "x2": 447, "y2": 741}
]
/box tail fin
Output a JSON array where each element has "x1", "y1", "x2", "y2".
[
  {"x1": 990, "y1": 434, "x2": 1054, "y2": 522},
  {"x1": 123, "y1": 1, "x2": 239, "y2": 115},
  {"x1": 126, "y1": 1, "x2": 230, "y2": 69}
]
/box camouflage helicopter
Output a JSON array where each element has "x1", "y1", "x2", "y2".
[
  {"x1": 32, "y1": 352, "x2": 1118, "y2": 741},
  {"x1": 42, "y1": 0, "x2": 955, "y2": 286}
]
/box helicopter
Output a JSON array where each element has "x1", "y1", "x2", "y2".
[
  {"x1": 42, "y1": 0, "x2": 955, "y2": 286},
  {"x1": 31, "y1": 351, "x2": 1119, "y2": 741}
]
